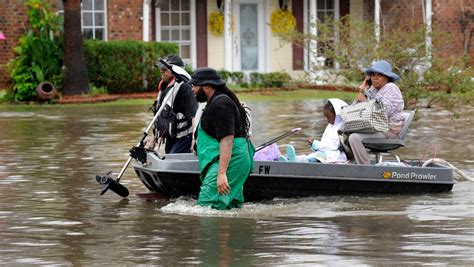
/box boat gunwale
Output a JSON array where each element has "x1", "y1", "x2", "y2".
[{"x1": 133, "y1": 165, "x2": 455, "y2": 185}]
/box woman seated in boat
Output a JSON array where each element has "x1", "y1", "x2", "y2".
[
  {"x1": 349, "y1": 60, "x2": 405, "y2": 165},
  {"x1": 284, "y1": 98, "x2": 348, "y2": 163}
]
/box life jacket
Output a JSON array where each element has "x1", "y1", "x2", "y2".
[{"x1": 154, "y1": 78, "x2": 193, "y2": 139}]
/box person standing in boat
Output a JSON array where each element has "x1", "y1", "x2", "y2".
[
  {"x1": 190, "y1": 67, "x2": 254, "y2": 210},
  {"x1": 349, "y1": 60, "x2": 405, "y2": 165},
  {"x1": 285, "y1": 98, "x2": 348, "y2": 163},
  {"x1": 149, "y1": 54, "x2": 198, "y2": 153}
]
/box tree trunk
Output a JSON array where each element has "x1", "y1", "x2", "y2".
[{"x1": 62, "y1": 0, "x2": 90, "y2": 95}]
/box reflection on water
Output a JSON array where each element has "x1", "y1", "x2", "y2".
[{"x1": 0, "y1": 101, "x2": 473, "y2": 265}]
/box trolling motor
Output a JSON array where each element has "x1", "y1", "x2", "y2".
[
  {"x1": 95, "y1": 59, "x2": 191, "y2": 198},
  {"x1": 96, "y1": 171, "x2": 130, "y2": 197},
  {"x1": 95, "y1": 132, "x2": 151, "y2": 198}
]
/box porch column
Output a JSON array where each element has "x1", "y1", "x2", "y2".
[
  {"x1": 374, "y1": 0, "x2": 380, "y2": 43},
  {"x1": 142, "y1": 0, "x2": 151, "y2": 41},
  {"x1": 425, "y1": 0, "x2": 432, "y2": 59},
  {"x1": 334, "y1": 0, "x2": 340, "y2": 70},
  {"x1": 224, "y1": 0, "x2": 233, "y2": 71},
  {"x1": 309, "y1": 0, "x2": 317, "y2": 72}
]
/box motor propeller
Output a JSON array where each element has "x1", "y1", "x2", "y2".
[
  {"x1": 95, "y1": 57, "x2": 191, "y2": 198},
  {"x1": 95, "y1": 171, "x2": 130, "y2": 197}
]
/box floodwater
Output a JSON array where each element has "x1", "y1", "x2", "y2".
[{"x1": 0, "y1": 99, "x2": 473, "y2": 266}]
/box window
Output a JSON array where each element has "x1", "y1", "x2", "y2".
[
  {"x1": 158, "y1": 0, "x2": 192, "y2": 63},
  {"x1": 317, "y1": 0, "x2": 334, "y2": 23},
  {"x1": 58, "y1": 0, "x2": 107, "y2": 40},
  {"x1": 305, "y1": 0, "x2": 338, "y2": 69},
  {"x1": 317, "y1": 0, "x2": 336, "y2": 67}
]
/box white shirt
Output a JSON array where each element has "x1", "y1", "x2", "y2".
[{"x1": 303, "y1": 116, "x2": 347, "y2": 163}]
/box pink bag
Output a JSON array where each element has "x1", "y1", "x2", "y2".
[{"x1": 253, "y1": 143, "x2": 281, "y2": 161}]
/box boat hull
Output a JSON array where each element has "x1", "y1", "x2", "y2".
[{"x1": 133, "y1": 153, "x2": 454, "y2": 201}]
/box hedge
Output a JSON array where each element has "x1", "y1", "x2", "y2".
[{"x1": 84, "y1": 40, "x2": 178, "y2": 93}]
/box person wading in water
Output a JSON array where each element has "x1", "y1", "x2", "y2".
[{"x1": 190, "y1": 67, "x2": 254, "y2": 210}]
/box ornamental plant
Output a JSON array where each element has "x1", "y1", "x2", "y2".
[
  {"x1": 275, "y1": 15, "x2": 473, "y2": 110},
  {"x1": 84, "y1": 40, "x2": 178, "y2": 93},
  {"x1": 208, "y1": 10, "x2": 234, "y2": 36},
  {"x1": 270, "y1": 9, "x2": 296, "y2": 35},
  {"x1": 208, "y1": 11, "x2": 224, "y2": 35},
  {"x1": 7, "y1": 0, "x2": 63, "y2": 101}
]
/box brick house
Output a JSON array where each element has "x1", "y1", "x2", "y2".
[{"x1": 0, "y1": 0, "x2": 472, "y2": 89}]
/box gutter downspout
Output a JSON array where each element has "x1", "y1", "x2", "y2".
[{"x1": 375, "y1": 0, "x2": 381, "y2": 43}]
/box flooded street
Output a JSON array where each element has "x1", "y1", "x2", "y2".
[{"x1": 0, "y1": 99, "x2": 473, "y2": 265}]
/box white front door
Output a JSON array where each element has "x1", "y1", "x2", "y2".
[{"x1": 233, "y1": 0, "x2": 266, "y2": 72}]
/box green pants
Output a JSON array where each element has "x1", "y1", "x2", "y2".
[{"x1": 196, "y1": 125, "x2": 254, "y2": 210}]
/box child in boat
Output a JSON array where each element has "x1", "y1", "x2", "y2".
[{"x1": 285, "y1": 98, "x2": 348, "y2": 163}]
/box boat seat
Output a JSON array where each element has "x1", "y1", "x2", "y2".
[{"x1": 362, "y1": 110, "x2": 416, "y2": 163}]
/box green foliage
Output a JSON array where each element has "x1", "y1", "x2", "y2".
[
  {"x1": 423, "y1": 60, "x2": 473, "y2": 94},
  {"x1": 216, "y1": 70, "x2": 292, "y2": 88},
  {"x1": 248, "y1": 72, "x2": 262, "y2": 85},
  {"x1": 89, "y1": 84, "x2": 108, "y2": 96},
  {"x1": 249, "y1": 72, "x2": 292, "y2": 87},
  {"x1": 7, "y1": 0, "x2": 63, "y2": 102},
  {"x1": 216, "y1": 70, "x2": 244, "y2": 85},
  {"x1": 275, "y1": 15, "x2": 472, "y2": 109},
  {"x1": 217, "y1": 69, "x2": 231, "y2": 83},
  {"x1": 402, "y1": 59, "x2": 474, "y2": 108},
  {"x1": 215, "y1": 70, "x2": 291, "y2": 88},
  {"x1": 184, "y1": 64, "x2": 194, "y2": 76},
  {"x1": 229, "y1": 71, "x2": 245, "y2": 85},
  {"x1": 84, "y1": 40, "x2": 177, "y2": 93}
]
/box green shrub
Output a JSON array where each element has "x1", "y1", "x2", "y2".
[
  {"x1": 184, "y1": 64, "x2": 194, "y2": 76},
  {"x1": 261, "y1": 72, "x2": 292, "y2": 87},
  {"x1": 248, "y1": 72, "x2": 291, "y2": 87},
  {"x1": 229, "y1": 71, "x2": 244, "y2": 84},
  {"x1": 89, "y1": 84, "x2": 108, "y2": 96},
  {"x1": 217, "y1": 69, "x2": 231, "y2": 83},
  {"x1": 216, "y1": 70, "x2": 245, "y2": 85},
  {"x1": 84, "y1": 40, "x2": 177, "y2": 93},
  {"x1": 7, "y1": 0, "x2": 63, "y2": 101},
  {"x1": 423, "y1": 60, "x2": 473, "y2": 94},
  {"x1": 249, "y1": 72, "x2": 262, "y2": 86},
  {"x1": 275, "y1": 14, "x2": 472, "y2": 109}
]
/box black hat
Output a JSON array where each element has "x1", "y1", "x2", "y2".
[
  {"x1": 190, "y1": 67, "x2": 226, "y2": 86},
  {"x1": 155, "y1": 54, "x2": 184, "y2": 68}
]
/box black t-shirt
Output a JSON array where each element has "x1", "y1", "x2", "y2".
[
  {"x1": 200, "y1": 91, "x2": 246, "y2": 140},
  {"x1": 159, "y1": 81, "x2": 198, "y2": 119}
]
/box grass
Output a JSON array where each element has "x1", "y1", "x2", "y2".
[
  {"x1": 0, "y1": 88, "x2": 357, "y2": 108},
  {"x1": 0, "y1": 98, "x2": 153, "y2": 111},
  {"x1": 238, "y1": 89, "x2": 356, "y2": 102}
]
